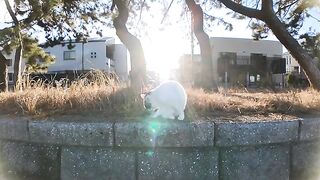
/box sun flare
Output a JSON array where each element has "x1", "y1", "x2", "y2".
[{"x1": 143, "y1": 29, "x2": 188, "y2": 81}]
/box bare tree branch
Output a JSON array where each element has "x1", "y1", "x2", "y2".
[
  {"x1": 218, "y1": 0, "x2": 263, "y2": 19},
  {"x1": 4, "y1": 0, "x2": 19, "y2": 25},
  {"x1": 136, "y1": 0, "x2": 146, "y2": 27},
  {"x1": 160, "y1": 0, "x2": 174, "y2": 24}
]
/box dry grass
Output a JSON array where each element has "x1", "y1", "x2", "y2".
[
  {"x1": 0, "y1": 71, "x2": 144, "y2": 119},
  {"x1": 0, "y1": 72, "x2": 320, "y2": 122},
  {"x1": 186, "y1": 88, "x2": 320, "y2": 121}
]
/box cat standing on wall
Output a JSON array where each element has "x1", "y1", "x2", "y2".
[{"x1": 141, "y1": 80, "x2": 187, "y2": 120}]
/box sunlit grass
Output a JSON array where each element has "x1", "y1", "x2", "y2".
[{"x1": 0, "y1": 72, "x2": 319, "y2": 121}]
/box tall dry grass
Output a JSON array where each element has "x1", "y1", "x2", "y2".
[
  {"x1": 0, "y1": 71, "x2": 144, "y2": 118},
  {"x1": 0, "y1": 72, "x2": 320, "y2": 121},
  {"x1": 186, "y1": 87, "x2": 320, "y2": 120}
]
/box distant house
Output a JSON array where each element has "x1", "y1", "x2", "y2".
[
  {"x1": 283, "y1": 52, "x2": 302, "y2": 74},
  {"x1": 178, "y1": 37, "x2": 286, "y2": 88},
  {"x1": 4, "y1": 37, "x2": 130, "y2": 84},
  {"x1": 283, "y1": 52, "x2": 319, "y2": 87}
]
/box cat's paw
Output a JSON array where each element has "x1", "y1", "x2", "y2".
[{"x1": 177, "y1": 113, "x2": 185, "y2": 120}]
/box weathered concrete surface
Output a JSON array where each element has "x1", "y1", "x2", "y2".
[
  {"x1": 0, "y1": 141, "x2": 60, "y2": 180},
  {"x1": 216, "y1": 120, "x2": 298, "y2": 146},
  {"x1": 29, "y1": 121, "x2": 113, "y2": 146},
  {"x1": 138, "y1": 149, "x2": 218, "y2": 180},
  {"x1": 221, "y1": 145, "x2": 290, "y2": 180},
  {"x1": 0, "y1": 119, "x2": 29, "y2": 141},
  {"x1": 61, "y1": 147, "x2": 135, "y2": 180},
  {"x1": 291, "y1": 142, "x2": 320, "y2": 180},
  {"x1": 299, "y1": 118, "x2": 320, "y2": 141},
  {"x1": 115, "y1": 120, "x2": 214, "y2": 147}
]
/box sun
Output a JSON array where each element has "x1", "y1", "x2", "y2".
[{"x1": 143, "y1": 30, "x2": 188, "y2": 81}]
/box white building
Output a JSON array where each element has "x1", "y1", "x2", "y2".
[
  {"x1": 210, "y1": 37, "x2": 285, "y2": 88},
  {"x1": 179, "y1": 37, "x2": 286, "y2": 88},
  {"x1": 4, "y1": 37, "x2": 130, "y2": 83},
  {"x1": 283, "y1": 52, "x2": 301, "y2": 73}
]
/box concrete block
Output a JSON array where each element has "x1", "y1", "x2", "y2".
[
  {"x1": 220, "y1": 145, "x2": 290, "y2": 180},
  {"x1": 299, "y1": 118, "x2": 320, "y2": 141},
  {"x1": 216, "y1": 120, "x2": 298, "y2": 146},
  {"x1": 61, "y1": 147, "x2": 135, "y2": 180},
  {"x1": 29, "y1": 121, "x2": 113, "y2": 146},
  {"x1": 291, "y1": 141, "x2": 320, "y2": 180},
  {"x1": 138, "y1": 148, "x2": 219, "y2": 180},
  {"x1": 0, "y1": 141, "x2": 60, "y2": 180},
  {"x1": 0, "y1": 119, "x2": 29, "y2": 141},
  {"x1": 115, "y1": 120, "x2": 214, "y2": 147}
]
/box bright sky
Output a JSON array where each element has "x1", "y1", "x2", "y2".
[{"x1": 0, "y1": 0, "x2": 319, "y2": 80}]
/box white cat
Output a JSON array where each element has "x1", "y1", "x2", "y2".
[{"x1": 141, "y1": 80, "x2": 187, "y2": 120}]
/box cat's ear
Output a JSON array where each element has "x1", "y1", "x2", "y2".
[
  {"x1": 140, "y1": 93, "x2": 146, "y2": 99},
  {"x1": 140, "y1": 92, "x2": 151, "y2": 99}
]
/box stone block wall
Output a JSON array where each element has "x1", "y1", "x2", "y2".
[{"x1": 0, "y1": 118, "x2": 320, "y2": 180}]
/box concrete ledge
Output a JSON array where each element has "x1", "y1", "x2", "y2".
[
  {"x1": 0, "y1": 120, "x2": 29, "y2": 141},
  {"x1": 29, "y1": 121, "x2": 113, "y2": 146},
  {"x1": 0, "y1": 117, "x2": 320, "y2": 180},
  {"x1": 299, "y1": 118, "x2": 320, "y2": 141},
  {"x1": 0, "y1": 140, "x2": 60, "y2": 180},
  {"x1": 138, "y1": 149, "x2": 219, "y2": 180},
  {"x1": 61, "y1": 147, "x2": 135, "y2": 180},
  {"x1": 215, "y1": 120, "x2": 299, "y2": 146},
  {"x1": 114, "y1": 120, "x2": 214, "y2": 147},
  {"x1": 291, "y1": 142, "x2": 320, "y2": 180},
  {"x1": 221, "y1": 145, "x2": 290, "y2": 180}
]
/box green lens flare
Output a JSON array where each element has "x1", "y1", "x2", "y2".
[{"x1": 149, "y1": 121, "x2": 161, "y2": 134}]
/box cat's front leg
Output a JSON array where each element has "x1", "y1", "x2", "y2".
[{"x1": 177, "y1": 112, "x2": 185, "y2": 120}]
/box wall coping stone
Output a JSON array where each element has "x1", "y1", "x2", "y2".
[
  {"x1": 0, "y1": 117, "x2": 319, "y2": 147},
  {"x1": 114, "y1": 120, "x2": 215, "y2": 147},
  {"x1": 299, "y1": 117, "x2": 320, "y2": 141},
  {"x1": 29, "y1": 121, "x2": 114, "y2": 146},
  {"x1": 215, "y1": 120, "x2": 299, "y2": 147}
]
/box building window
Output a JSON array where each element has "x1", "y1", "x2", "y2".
[
  {"x1": 7, "y1": 59, "x2": 12, "y2": 66},
  {"x1": 237, "y1": 56, "x2": 250, "y2": 65},
  {"x1": 257, "y1": 74, "x2": 261, "y2": 81},
  {"x1": 8, "y1": 73, "x2": 13, "y2": 82},
  {"x1": 219, "y1": 52, "x2": 236, "y2": 65},
  {"x1": 90, "y1": 52, "x2": 97, "y2": 58},
  {"x1": 249, "y1": 75, "x2": 255, "y2": 83},
  {"x1": 64, "y1": 51, "x2": 76, "y2": 60},
  {"x1": 294, "y1": 66, "x2": 299, "y2": 72}
]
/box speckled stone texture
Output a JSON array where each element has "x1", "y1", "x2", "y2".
[
  {"x1": 138, "y1": 148, "x2": 219, "y2": 180},
  {"x1": 29, "y1": 121, "x2": 113, "y2": 146},
  {"x1": 220, "y1": 145, "x2": 290, "y2": 180},
  {"x1": 115, "y1": 120, "x2": 214, "y2": 147},
  {"x1": 61, "y1": 147, "x2": 135, "y2": 180},
  {"x1": 215, "y1": 120, "x2": 299, "y2": 146},
  {"x1": 299, "y1": 118, "x2": 320, "y2": 141},
  {"x1": 0, "y1": 119, "x2": 29, "y2": 141},
  {"x1": 291, "y1": 141, "x2": 320, "y2": 180},
  {"x1": 0, "y1": 141, "x2": 60, "y2": 180}
]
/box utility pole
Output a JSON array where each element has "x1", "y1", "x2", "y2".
[
  {"x1": 81, "y1": 41, "x2": 84, "y2": 72},
  {"x1": 190, "y1": 11, "x2": 195, "y2": 85}
]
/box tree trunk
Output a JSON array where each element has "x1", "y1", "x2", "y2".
[
  {"x1": 0, "y1": 52, "x2": 8, "y2": 92},
  {"x1": 264, "y1": 13, "x2": 320, "y2": 89},
  {"x1": 5, "y1": 0, "x2": 23, "y2": 91},
  {"x1": 112, "y1": 0, "x2": 146, "y2": 92},
  {"x1": 185, "y1": 0, "x2": 215, "y2": 90},
  {"x1": 13, "y1": 45, "x2": 23, "y2": 90}
]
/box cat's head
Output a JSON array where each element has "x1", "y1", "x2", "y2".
[{"x1": 140, "y1": 91, "x2": 157, "y2": 111}]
